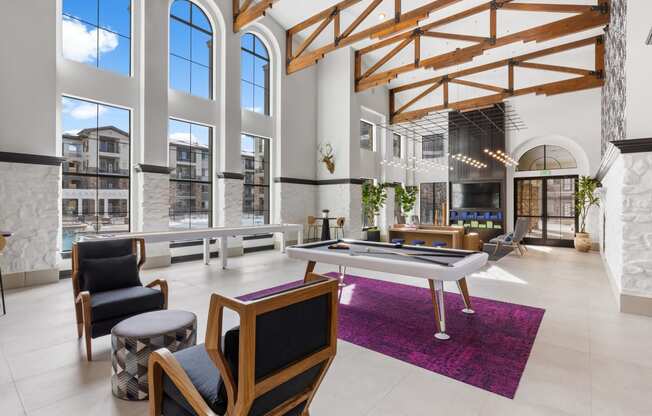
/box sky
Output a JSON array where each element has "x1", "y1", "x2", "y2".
[{"x1": 62, "y1": 97, "x2": 130, "y2": 136}]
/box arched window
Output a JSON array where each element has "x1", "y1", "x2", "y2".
[
  {"x1": 169, "y1": 0, "x2": 213, "y2": 99},
  {"x1": 241, "y1": 33, "x2": 270, "y2": 115},
  {"x1": 517, "y1": 145, "x2": 577, "y2": 172},
  {"x1": 62, "y1": 0, "x2": 132, "y2": 76}
]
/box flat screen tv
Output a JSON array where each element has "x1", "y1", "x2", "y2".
[{"x1": 451, "y1": 183, "x2": 501, "y2": 209}]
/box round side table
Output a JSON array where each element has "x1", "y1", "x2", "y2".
[{"x1": 111, "y1": 310, "x2": 197, "y2": 400}]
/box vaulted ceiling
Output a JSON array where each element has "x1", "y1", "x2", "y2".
[{"x1": 239, "y1": 0, "x2": 609, "y2": 123}]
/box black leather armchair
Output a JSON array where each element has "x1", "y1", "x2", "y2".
[
  {"x1": 72, "y1": 238, "x2": 168, "y2": 361},
  {"x1": 148, "y1": 274, "x2": 339, "y2": 416}
]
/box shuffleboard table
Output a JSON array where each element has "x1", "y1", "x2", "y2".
[{"x1": 286, "y1": 239, "x2": 489, "y2": 340}]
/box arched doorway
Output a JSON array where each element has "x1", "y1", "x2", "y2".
[{"x1": 514, "y1": 145, "x2": 578, "y2": 247}]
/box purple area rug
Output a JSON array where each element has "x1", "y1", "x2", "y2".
[{"x1": 239, "y1": 272, "x2": 545, "y2": 398}]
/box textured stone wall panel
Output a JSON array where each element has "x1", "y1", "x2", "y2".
[
  {"x1": 620, "y1": 153, "x2": 652, "y2": 295},
  {"x1": 217, "y1": 178, "x2": 243, "y2": 227},
  {"x1": 601, "y1": 0, "x2": 627, "y2": 154},
  {"x1": 0, "y1": 163, "x2": 60, "y2": 273}
]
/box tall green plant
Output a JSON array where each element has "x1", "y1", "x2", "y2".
[
  {"x1": 395, "y1": 185, "x2": 418, "y2": 215},
  {"x1": 362, "y1": 182, "x2": 387, "y2": 228},
  {"x1": 576, "y1": 176, "x2": 600, "y2": 233}
]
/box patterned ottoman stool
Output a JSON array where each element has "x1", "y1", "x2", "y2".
[{"x1": 111, "y1": 309, "x2": 197, "y2": 400}]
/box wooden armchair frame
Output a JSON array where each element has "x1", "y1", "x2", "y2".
[
  {"x1": 72, "y1": 238, "x2": 168, "y2": 361},
  {"x1": 149, "y1": 273, "x2": 339, "y2": 416}
]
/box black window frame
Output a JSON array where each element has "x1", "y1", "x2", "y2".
[
  {"x1": 241, "y1": 33, "x2": 271, "y2": 115},
  {"x1": 62, "y1": 0, "x2": 132, "y2": 76},
  {"x1": 169, "y1": 0, "x2": 214, "y2": 100},
  {"x1": 241, "y1": 134, "x2": 270, "y2": 226},
  {"x1": 422, "y1": 134, "x2": 445, "y2": 159},
  {"x1": 168, "y1": 118, "x2": 213, "y2": 230},
  {"x1": 360, "y1": 120, "x2": 374, "y2": 152},
  {"x1": 516, "y1": 145, "x2": 578, "y2": 172},
  {"x1": 392, "y1": 133, "x2": 402, "y2": 158}
]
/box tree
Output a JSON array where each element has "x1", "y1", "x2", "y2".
[
  {"x1": 395, "y1": 184, "x2": 418, "y2": 216},
  {"x1": 362, "y1": 182, "x2": 387, "y2": 228},
  {"x1": 576, "y1": 176, "x2": 600, "y2": 233}
]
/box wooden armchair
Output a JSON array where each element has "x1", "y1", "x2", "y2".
[
  {"x1": 72, "y1": 238, "x2": 168, "y2": 361},
  {"x1": 148, "y1": 274, "x2": 339, "y2": 416}
]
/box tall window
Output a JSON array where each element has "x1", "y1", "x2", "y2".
[
  {"x1": 62, "y1": 0, "x2": 132, "y2": 76},
  {"x1": 360, "y1": 120, "x2": 374, "y2": 151},
  {"x1": 61, "y1": 97, "x2": 131, "y2": 251},
  {"x1": 169, "y1": 119, "x2": 212, "y2": 229},
  {"x1": 169, "y1": 0, "x2": 213, "y2": 99},
  {"x1": 392, "y1": 133, "x2": 402, "y2": 158},
  {"x1": 241, "y1": 33, "x2": 270, "y2": 115},
  {"x1": 422, "y1": 134, "x2": 445, "y2": 159},
  {"x1": 241, "y1": 134, "x2": 270, "y2": 225}
]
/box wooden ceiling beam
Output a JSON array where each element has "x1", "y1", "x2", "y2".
[
  {"x1": 389, "y1": 35, "x2": 604, "y2": 123},
  {"x1": 422, "y1": 31, "x2": 489, "y2": 43},
  {"x1": 361, "y1": 37, "x2": 413, "y2": 79},
  {"x1": 286, "y1": 0, "x2": 463, "y2": 74},
  {"x1": 448, "y1": 78, "x2": 509, "y2": 93},
  {"x1": 357, "y1": 7, "x2": 608, "y2": 91},
  {"x1": 233, "y1": 0, "x2": 277, "y2": 32},
  {"x1": 292, "y1": 8, "x2": 336, "y2": 60},
  {"x1": 501, "y1": 3, "x2": 594, "y2": 13},
  {"x1": 339, "y1": 0, "x2": 384, "y2": 41},
  {"x1": 517, "y1": 62, "x2": 595, "y2": 76}
]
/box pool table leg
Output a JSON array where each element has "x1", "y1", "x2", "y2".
[
  {"x1": 303, "y1": 261, "x2": 316, "y2": 282},
  {"x1": 457, "y1": 278, "x2": 475, "y2": 314},
  {"x1": 429, "y1": 279, "x2": 450, "y2": 340}
]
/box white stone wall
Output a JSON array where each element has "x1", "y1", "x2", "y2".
[
  {"x1": 275, "y1": 183, "x2": 316, "y2": 241},
  {"x1": 136, "y1": 172, "x2": 170, "y2": 265},
  {"x1": 0, "y1": 163, "x2": 60, "y2": 274},
  {"x1": 620, "y1": 153, "x2": 652, "y2": 296},
  {"x1": 317, "y1": 183, "x2": 362, "y2": 239},
  {"x1": 600, "y1": 155, "x2": 624, "y2": 292},
  {"x1": 217, "y1": 178, "x2": 244, "y2": 227}
]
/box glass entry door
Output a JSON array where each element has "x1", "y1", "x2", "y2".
[{"x1": 515, "y1": 176, "x2": 577, "y2": 247}]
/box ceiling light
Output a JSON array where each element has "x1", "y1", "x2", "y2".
[{"x1": 378, "y1": 12, "x2": 387, "y2": 20}]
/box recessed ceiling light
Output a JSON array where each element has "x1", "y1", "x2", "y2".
[{"x1": 378, "y1": 12, "x2": 387, "y2": 20}]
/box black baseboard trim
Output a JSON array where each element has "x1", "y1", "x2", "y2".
[
  {"x1": 217, "y1": 172, "x2": 245, "y2": 180},
  {"x1": 136, "y1": 164, "x2": 171, "y2": 174},
  {"x1": 274, "y1": 177, "x2": 366, "y2": 185},
  {"x1": 244, "y1": 245, "x2": 275, "y2": 253},
  {"x1": 243, "y1": 234, "x2": 273, "y2": 240},
  {"x1": 0, "y1": 151, "x2": 64, "y2": 166}
]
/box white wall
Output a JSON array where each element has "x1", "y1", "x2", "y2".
[{"x1": 625, "y1": 1, "x2": 652, "y2": 140}]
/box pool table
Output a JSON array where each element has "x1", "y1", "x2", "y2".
[{"x1": 286, "y1": 239, "x2": 488, "y2": 340}]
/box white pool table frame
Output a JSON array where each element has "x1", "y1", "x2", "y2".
[{"x1": 286, "y1": 239, "x2": 489, "y2": 340}]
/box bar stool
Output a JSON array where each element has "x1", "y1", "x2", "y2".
[
  {"x1": 432, "y1": 241, "x2": 447, "y2": 248},
  {"x1": 333, "y1": 217, "x2": 346, "y2": 239},
  {"x1": 391, "y1": 238, "x2": 405, "y2": 245},
  {"x1": 306, "y1": 216, "x2": 320, "y2": 242},
  {"x1": 412, "y1": 239, "x2": 426, "y2": 246}
]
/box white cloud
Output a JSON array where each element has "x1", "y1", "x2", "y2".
[
  {"x1": 62, "y1": 16, "x2": 118, "y2": 64},
  {"x1": 170, "y1": 132, "x2": 198, "y2": 144},
  {"x1": 62, "y1": 99, "x2": 106, "y2": 120},
  {"x1": 63, "y1": 129, "x2": 82, "y2": 135}
]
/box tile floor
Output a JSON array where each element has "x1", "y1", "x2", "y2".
[{"x1": 1, "y1": 246, "x2": 652, "y2": 416}]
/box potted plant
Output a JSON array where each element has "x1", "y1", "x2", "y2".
[
  {"x1": 574, "y1": 176, "x2": 600, "y2": 252},
  {"x1": 362, "y1": 182, "x2": 387, "y2": 241},
  {"x1": 395, "y1": 185, "x2": 418, "y2": 224}
]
